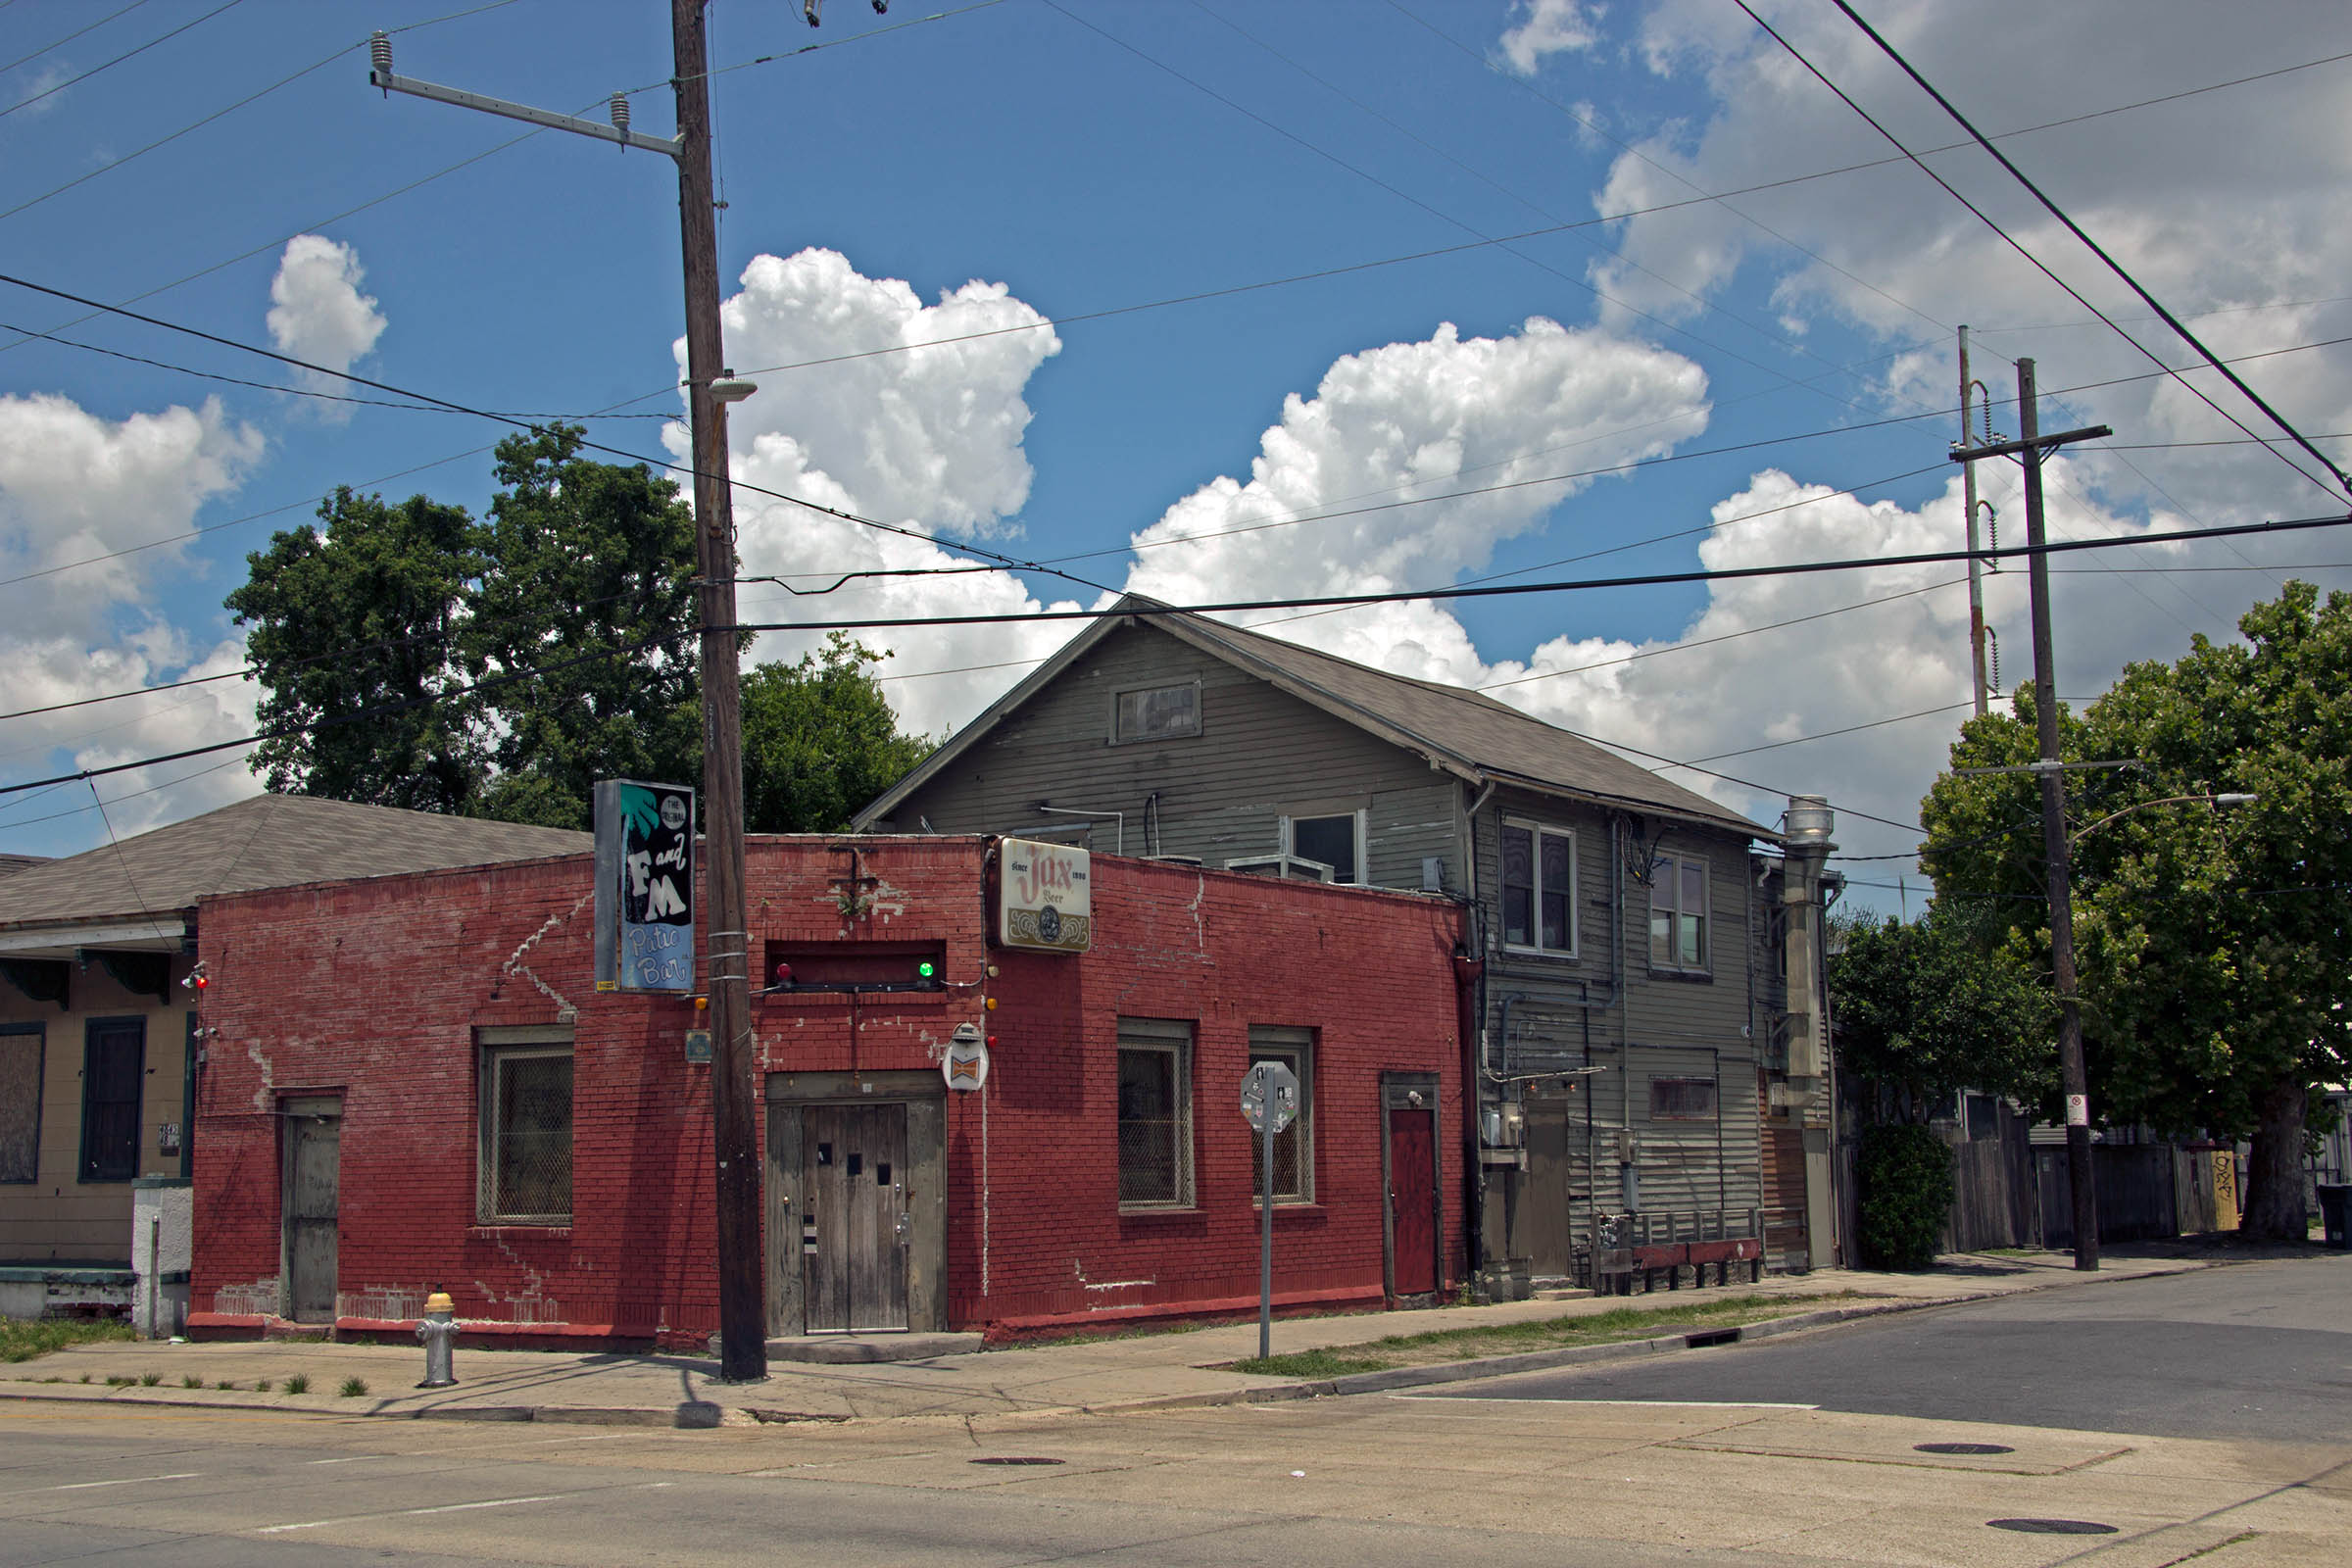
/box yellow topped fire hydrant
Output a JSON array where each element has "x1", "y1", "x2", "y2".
[{"x1": 416, "y1": 1291, "x2": 459, "y2": 1389}]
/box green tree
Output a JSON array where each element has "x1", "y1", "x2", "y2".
[
  {"x1": 226, "y1": 486, "x2": 486, "y2": 814},
  {"x1": 1921, "y1": 583, "x2": 2352, "y2": 1240},
  {"x1": 739, "y1": 634, "x2": 934, "y2": 833},
  {"x1": 1828, "y1": 906, "x2": 2055, "y2": 1122},
  {"x1": 461, "y1": 425, "x2": 702, "y2": 828},
  {"x1": 230, "y1": 427, "x2": 936, "y2": 834}
]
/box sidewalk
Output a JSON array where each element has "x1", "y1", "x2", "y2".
[{"x1": 0, "y1": 1250, "x2": 2215, "y2": 1429}]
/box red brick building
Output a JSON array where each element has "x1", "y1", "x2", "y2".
[{"x1": 187, "y1": 836, "x2": 1466, "y2": 1347}]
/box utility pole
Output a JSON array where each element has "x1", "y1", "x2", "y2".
[
  {"x1": 1949, "y1": 358, "x2": 2109, "y2": 1271},
  {"x1": 368, "y1": 2, "x2": 765, "y2": 1380},
  {"x1": 1958, "y1": 326, "x2": 1989, "y2": 715}
]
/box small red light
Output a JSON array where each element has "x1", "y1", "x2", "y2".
[
  {"x1": 986, "y1": 1035, "x2": 997, "y2": 1049},
  {"x1": 193, "y1": 976, "x2": 208, "y2": 990}
]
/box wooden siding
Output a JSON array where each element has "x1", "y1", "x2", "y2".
[
  {"x1": 876, "y1": 621, "x2": 1465, "y2": 890},
  {"x1": 1468, "y1": 787, "x2": 1765, "y2": 1276}
]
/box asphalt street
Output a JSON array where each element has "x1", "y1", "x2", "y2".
[{"x1": 1426, "y1": 1255, "x2": 2352, "y2": 1442}]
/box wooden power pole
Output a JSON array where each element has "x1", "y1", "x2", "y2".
[
  {"x1": 1949, "y1": 357, "x2": 2110, "y2": 1272},
  {"x1": 368, "y1": 3, "x2": 765, "y2": 1379}
]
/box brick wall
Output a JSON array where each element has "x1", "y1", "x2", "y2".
[{"x1": 191, "y1": 838, "x2": 1464, "y2": 1344}]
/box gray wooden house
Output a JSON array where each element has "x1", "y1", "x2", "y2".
[{"x1": 856, "y1": 597, "x2": 1825, "y2": 1288}]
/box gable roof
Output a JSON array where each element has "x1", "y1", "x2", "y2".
[
  {"x1": 0, "y1": 794, "x2": 590, "y2": 942},
  {"x1": 856, "y1": 596, "x2": 1772, "y2": 840}
]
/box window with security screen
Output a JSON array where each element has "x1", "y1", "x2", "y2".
[
  {"x1": 1, "y1": 1022, "x2": 43, "y2": 1183},
  {"x1": 1115, "y1": 1017, "x2": 1193, "y2": 1208},
  {"x1": 79, "y1": 1018, "x2": 143, "y2": 1183},
  {"x1": 1248, "y1": 1025, "x2": 1313, "y2": 1203},
  {"x1": 478, "y1": 1029, "x2": 573, "y2": 1223}
]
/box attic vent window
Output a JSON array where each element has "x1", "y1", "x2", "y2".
[{"x1": 1112, "y1": 682, "x2": 1200, "y2": 743}]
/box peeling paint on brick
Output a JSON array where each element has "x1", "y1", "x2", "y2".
[
  {"x1": 339, "y1": 1285, "x2": 426, "y2": 1321},
  {"x1": 243, "y1": 1039, "x2": 274, "y2": 1111},
  {"x1": 212, "y1": 1278, "x2": 278, "y2": 1316},
  {"x1": 502, "y1": 889, "x2": 592, "y2": 1020}
]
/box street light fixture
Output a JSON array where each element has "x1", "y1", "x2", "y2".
[{"x1": 2072, "y1": 793, "x2": 2257, "y2": 846}]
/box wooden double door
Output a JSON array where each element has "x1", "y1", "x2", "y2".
[{"x1": 801, "y1": 1102, "x2": 909, "y2": 1334}]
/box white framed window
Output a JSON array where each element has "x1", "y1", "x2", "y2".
[
  {"x1": 1283, "y1": 811, "x2": 1365, "y2": 885},
  {"x1": 1247, "y1": 1025, "x2": 1314, "y2": 1203},
  {"x1": 1116, "y1": 1017, "x2": 1194, "y2": 1208},
  {"x1": 1500, "y1": 819, "x2": 1576, "y2": 956},
  {"x1": 478, "y1": 1026, "x2": 574, "y2": 1224},
  {"x1": 1111, "y1": 681, "x2": 1201, "y2": 744},
  {"x1": 1648, "y1": 854, "x2": 1710, "y2": 972}
]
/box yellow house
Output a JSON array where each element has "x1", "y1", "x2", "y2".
[{"x1": 0, "y1": 796, "x2": 584, "y2": 1328}]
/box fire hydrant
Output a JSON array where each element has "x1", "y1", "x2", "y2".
[{"x1": 416, "y1": 1291, "x2": 459, "y2": 1389}]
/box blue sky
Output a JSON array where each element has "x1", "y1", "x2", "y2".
[{"x1": 5, "y1": 0, "x2": 2350, "y2": 908}]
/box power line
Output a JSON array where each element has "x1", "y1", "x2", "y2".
[
  {"x1": 1733, "y1": 0, "x2": 2339, "y2": 503},
  {"x1": 0, "y1": 0, "x2": 242, "y2": 120},
  {"x1": 0, "y1": 269, "x2": 1122, "y2": 604},
  {"x1": 1830, "y1": 0, "x2": 2352, "y2": 498},
  {"x1": 0, "y1": 0, "x2": 153, "y2": 77}
]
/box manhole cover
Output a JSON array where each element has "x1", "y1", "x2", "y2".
[
  {"x1": 1916, "y1": 1442, "x2": 2016, "y2": 1455},
  {"x1": 1986, "y1": 1519, "x2": 2118, "y2": 1535},
  {"x1": 970, "y1": 1456, "x2": 1065, "y2": 1466}
]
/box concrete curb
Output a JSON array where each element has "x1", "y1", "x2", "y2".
[{"x1": 0, "y1": 1255, "x2": 2224, "y2": 1430}]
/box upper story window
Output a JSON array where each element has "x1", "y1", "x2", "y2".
[
  {"x1": 1500, "y1": 819, "x2": 1576, "y2": 956},
  {"x1": 1287, "y1": 811, "x2": 1362, "y2": 884},
  {"x1": 1649, "y1": 854, "x2": 1710, "y2": 973},
  {"x1": 1112, "y1": 681, "x2": 1200, "y2": 744}
]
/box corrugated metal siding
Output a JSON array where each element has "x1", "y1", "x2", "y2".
[{"x1": 878, "y1": 622, "x2": 1464, "y2": 889}]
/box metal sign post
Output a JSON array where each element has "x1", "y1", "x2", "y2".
[{"x1": 1240, "y1": 1060, "x2": 1299, "y2": 1362}]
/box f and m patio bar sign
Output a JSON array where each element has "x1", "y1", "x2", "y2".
[{"x1": 594, "y1": 779, "x2": 696, "y2": 994}]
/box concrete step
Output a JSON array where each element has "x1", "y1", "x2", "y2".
[{"x1": 763, "y1": 1332, "x2": 984, "y2": 1364}]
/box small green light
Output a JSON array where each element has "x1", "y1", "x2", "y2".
[{"x1": 918, "y1": 960, "x2": 936, "y2": 979}]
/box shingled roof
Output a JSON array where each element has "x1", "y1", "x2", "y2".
[
  {"x1": 0, "y1": 794, "x2": 590, "y2": 940},
  {"x1": 858, "y1": 596, "x2": 1773, "y2": 840}
]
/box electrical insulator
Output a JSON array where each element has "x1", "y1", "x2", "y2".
[
  {"x1": 370, "y1": 31, "x2": 392, "y2": 77},
  {"x1": 872, "y1": 1, "x2": 890, "y2": 13},
  {"x1": 610, "y1": 92, "x2": 630, "y2": 138},
  {"x1": 804, "y1": 0, "x2": 822, "y2": 27}
]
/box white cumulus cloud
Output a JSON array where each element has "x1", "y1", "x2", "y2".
[
  {"x1": 1498, "y1": 0, "x2": 1606, "y2": 76},
  {"x1": 266, "y1": 234, "x2": 387, "y2": 415}
]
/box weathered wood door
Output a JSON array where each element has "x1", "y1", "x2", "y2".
[
  {"x1": 1386, "y1": 1105, "x2": 1439, "y2": 1298},
  {"x1": 803, "y1": 1103, "x2": 909, "y2": 1333},
  {"x1": 282, "y1": 1099, "x2": 341, "y2": 1323}
]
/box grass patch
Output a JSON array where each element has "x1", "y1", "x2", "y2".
[
  {"x1": 105, "y1": 1375, "x2": 134, "y2": 1388},
  {"x1": 337, "y1": 1377, "x2": 368, "y2": 1397},
  {"x1": 282, "y1": 1374, "x2": 310, "y2": 1395},
  {"x1": 0, "y1": 1318, "x2": 134, "y2": 1363},
  {"x1": 139, "y1": 1373, "x2": 162, "y2": 1387},
  {"x1": 182, "y1": 1375, "x2": 204, "y2": 1389},
  {"x1": 254, "y1": 1378, "x2": 272, "y2": 1394},
  {"x1": 1228, "y1": 1292, "x2": 1871, "y2": 1378},
  {"x1": 215, "y1": 1379, "x2": 236, "y2": 1391}
]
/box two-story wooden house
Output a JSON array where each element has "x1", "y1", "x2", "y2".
[{"x1": 857, "y1": 597, "x2": 1820, "y2": 1288}]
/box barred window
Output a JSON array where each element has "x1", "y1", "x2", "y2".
[
  {"x1": 478, "y1": 1028, "x2": 573, "y2": 1223},
  {"x1": 1648, "y1": 1076, "x2": 1718, "y2": 1120},
  {"x1": 79, "y1": 1018, "x2": 144, "y2": 1182},
  {"x1": 1248, "y1": 1025, "x2": 1314, "y2": 1203},
  {"x1": 1, "y1": 1022, "x2": 43, "y2": 1183},
  {"x1": 1116, "y1": 1017, "x2": 1193, "y2": 1208}
]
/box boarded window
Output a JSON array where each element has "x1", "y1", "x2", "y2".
[
  {"x1": 1648, "y1": 1076, "x2": 1718, "y2": 1120},
  {"x1": 1113, "y1": 683, "x2": 1200, "y2": 743},
  {"x1": 1501, "y1": 821, "x2": 1575, "y2": 954},
  {"x1": 1966, "y1": 1092, "x2": 1999, "y2": 1143},
  {"x1": 79, "y1": 1018, "x2": 143, "y2": 1182},
  {"x1": 478, "y1": 1034, "x2": 573, "y2": 1223},
  {"x1": 0, "y1": 1023, "x2": 41, "y2": 1183},
  {"x1": 1648, "y1": 855, "x2": 1710, "y2": 971},
  {"x1": 1116, "y1": 1017, "x2": 1193, "y2": 1207},
  {"x1": 1248, "y1": 1025, "x2": 1314, "y2": 1203}
]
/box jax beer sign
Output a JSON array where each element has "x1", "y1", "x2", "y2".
[
  {"x1": 998, "y1": 837, "x2": 1092, "y2": 954},
  {"x1": 594, "y1": 779, "x2": 697, "y2": 993}
]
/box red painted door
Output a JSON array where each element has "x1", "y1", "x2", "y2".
[{"x1": 1388, "y1": 1106, "x2": 1438, "y2": 1298}]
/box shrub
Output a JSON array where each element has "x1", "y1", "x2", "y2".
[
  {"x1": 282, "y1": 1374, "x2": 310, "y2": 1395},
  {"x1": 182, "y1": 1375, "x2": 203, "y2": 1389},
  {"x1": 255, "y1": 1378, "x2": 273, "y2": 1393},
  {"x1": 1857, "y1": 1123, "x2": 1955, "y2": 1270},
  {"x1": 338, "y1": 1377, "x2": 368, "y2": 1397}
]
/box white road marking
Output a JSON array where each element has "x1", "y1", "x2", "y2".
[
  {"x1": 39, "y1": 1472, "x2": 202, "y2": 1491},
  {"x1": 257, "y1": 1494, "x2": 567, "y2": 1534},
  {"x1": 305, "y1": 1455, "x2": 386, "y2": 1465},
  {"x1": 1390, "y1": 1395, "x2": 1818, "y2": 1408}
]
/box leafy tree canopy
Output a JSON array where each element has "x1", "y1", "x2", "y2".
[
  {"x1": 1828, "y1": 906, "x2": 2055, "y2": 1120},
  {"x1": 229, "y1": 425, "x2": 932, "y2": 834},
  {"x1": 1919, "y1": 582, "x2": 2352, "y2": 1239}
]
